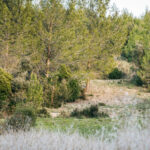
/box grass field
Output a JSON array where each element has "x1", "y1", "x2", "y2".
[
  {"x1": 1, "y1": 113, "x2": 150, "y2": 150},
  {"x1": 36, "y1": 117, "x2": 115, "y2": 136}
]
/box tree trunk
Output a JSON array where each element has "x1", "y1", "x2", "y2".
[
  {"x1": 51, "y1": 86, "x2": 55, "y2": 105},
  {"x1": 46, "y1": 20, "x2": 53, "y2": 78},
  {"x1": 85, "y1": 78, "x2": 90, "y2": 93},
  {"x1": 46, "y1": 45, "x2": 50, "y2": 78},
  {"x1": 85, "y1": 61, "x2": 91, "y2": 94},
  {"x1": 4, "y1": 43, "x2": 9, "y2": 69},
  {"x1": 6, "y1": 43, "x2": 9, "y2": 57},
  {"x1": 87, "y1": 61, "x2": 91, "y2": 70}
]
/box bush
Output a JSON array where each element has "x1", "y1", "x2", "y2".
[
  {"x1": 52, "y1": 81, "x2": 68, "y2": 108},
  {"x1": 71, "y1": 105, "x2": 109, "y2": 118},
  {"x1": 47, "y1": 78, "x2": 81, "y2": 108},
  {"x1": 11, "y1": 78, "x2": 28, "y2": 93},
  {"x1": 37, "y1": 108, "x2": 49, "y2": 117},
  {"x1": 131, "y1": 75, "x2": 143, "y2": 86},
  {"x1": 67, "y1": 79, "x2": 81, "y2": 102},
  {"x1": 20, "y1": 58, "x2": 32, "y2": 72},
  {"x1": 0, "y1": 68, "x2": 12, "y2": 109},
  {"x1": 108, "y1": 68, "x2": 125, "y2": 79},
  {"x1": 57, "y1": 64, "x2": 71, "y2": 82},
  {"x1": 5, "y1": 106, "x2": 36, "y2": 131},
  {"x1": 27, "y1": 73, "x2": 43, "y2": 109}
]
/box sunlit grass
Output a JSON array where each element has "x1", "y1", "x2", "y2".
[{"x1": 36, "y1": 117, "x2": 114, "y2": 135}]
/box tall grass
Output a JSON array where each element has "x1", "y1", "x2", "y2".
[{"x1": 0, "y1": 114, "x2": 150, "y2": 150}]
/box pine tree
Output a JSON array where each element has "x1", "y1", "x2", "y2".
[
  {"x1": 0, "y1": 68, "x2": 12, "y2": 109},
  {"x1": 123, "y1": 11, "x2": 150, "y2": 87},
  {"x1": 138, "y1": 11, "x2": 150, "y2": 87},
  {"x1": 0, "y1": 1, "x2": 12, "y2": 70},
  {"x1": 27, "y1": 73, "x2": 43, "y2": 109},
  {"x1": 40, "y1": 0, "x2": 66, "y2": 77}
]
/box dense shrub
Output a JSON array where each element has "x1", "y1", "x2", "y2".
[
  {"x1": 27, "y1": 73, "x2": 43, "y2": 109},
  {"x1": 67, "y1": 79, "x2": 81, "y2": 102},
  {"x1": 121, "y1": 49, "x2": 135, "y2": 62},
  {"x1": 71, "y1": 105, "x2": 109, "y2": 118},
  {"x1": 51, "y1": 81, "x2": 68, "y2": 108},
  {"x1": 108, "y1": 68, "x2": 125, "y2": 79},
  {"x1": 11, "y1": 78, "x2": 28, "y2": 93},
  {"x1": 131, "y1": 75, "x2": 143, "y2": 86},
  {"x1": 0, "y1": 68, "x2": 12, "y2": 109},
  {"x1": 37, "y1": 108, "x2": 49, "y2": 117},
  {"x1": 46, "y1": 78, "x2": 81, "y2": 108},
  {"x1": 57, "y1": 64, "x2": 71, "y2": 82},
  {"x1": 20, "y1": 58, "x2": 32, "y2": 72},
  {"x1": 5, "y1": 106, "x2": 36, "y2": 131}
]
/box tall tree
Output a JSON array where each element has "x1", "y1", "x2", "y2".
[
  {"x1": 0, "y1": 0, "x2": 12, "y2": 70},
  {"x1": 40, "y1": 0, "x2": 66, "y2": 77}
]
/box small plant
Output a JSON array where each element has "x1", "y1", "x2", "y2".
[
  {"x1": 108, "y1": 68, "x2": 125, "y2": 79},
  {"x1": 98, "y1": 102, "x2": 106, "y2": 106},
  {"x1": 5, "y1": 106, "x2": 36, "y2": 131}
]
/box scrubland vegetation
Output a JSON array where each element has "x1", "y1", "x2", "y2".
[
  {"x1": 1, "y1": 112, "x2": 150, "y2": 150},
  {"x1": 0, "y1": 0, "x2": 150, "y2": 149}
]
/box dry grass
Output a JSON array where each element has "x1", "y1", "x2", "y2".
[
  {"x1": 47, "y1": 79, "x2": 150, "y2": 118},
  {"x1": 0, "y1": 115, "x2": 150, "y2": 150}
]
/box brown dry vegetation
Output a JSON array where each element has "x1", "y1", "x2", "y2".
[{"x1": 47, "y1": 80, "x2": 150, "y2": 118}]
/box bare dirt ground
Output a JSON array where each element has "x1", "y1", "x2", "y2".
[
  {"x1": 48, "y1": 80, "x2": 150, "y2": 118},
  {"x1": 85, "y1": 80, "x2": 150, "y2": 105}
]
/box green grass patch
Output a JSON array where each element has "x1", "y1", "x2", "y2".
[{"x1": 36, "y1": 117, "x2": 114, "y2": 135}]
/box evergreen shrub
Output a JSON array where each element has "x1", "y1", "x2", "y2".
[
  {"x1": 0, "y1": 68, "x2": 12, "y2": 109},
  {"x1": 108, "y1": 68, "x2": 125, "y2": 79}
]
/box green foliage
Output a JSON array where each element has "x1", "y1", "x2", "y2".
[
  {"x1": 95, "y1": 57, "x2": 116, "y2": 78},
  {"x1": 131, "y1": 75, "x2": 143, "y2": 86},
  {"x1": 1, "y1": 0, "x2": 149, "y2": 110},
  {"x1": 108, "y1": 68, "x2": 125, "y2": 79},
  {"x1": 67, "y1": 79, "x2": 81, "y2": 102},
  {"x1": 71, "y1": 105, "x2": 109, "y2": 118},
  {"x1": 122, "y1": 12, "x2": 150, "y2": 87},
  {"x1": 0, "y1": 68, "x2": 12, "y2": 109},
  {"x1": 57, "y1": 65, "x2": 71, "y2": 82},
  {"x1": 37, "y1": 108, "x2": 49, "y2": 117},
  {"x1": 5, "y1": 106, "x2": 36, "y2": 131},
  {"x1": 36, "y1": 117, "x2": 113, "y2": 135},
  {"x1": 138, "y1": 49, "x2": 150, "y2": 86},
  {"x1": 47, "y1": 78, "x2": 81, "y2": 108},
  {"x1": 27, "y1": 73, "x2": 43, "y2": 109},
  {"x1": 20, "y1": 58, "x2": 32, "y2": 72}
]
